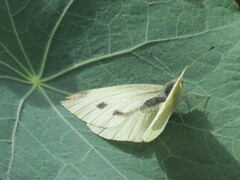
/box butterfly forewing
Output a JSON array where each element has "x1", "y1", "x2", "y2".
[{"x1": 61, "y1": 84, "x2": 163, "y2": 129}]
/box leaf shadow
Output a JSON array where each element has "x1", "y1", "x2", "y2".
[{"x1": 109, "y1": 110, "x2": 240, "y2": 179}]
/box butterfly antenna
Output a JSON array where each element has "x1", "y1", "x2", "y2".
[
  {"x1": 148, "y1": 51, "x2": 171, "y2": 72},
  {"x1": 186, "y1": 45, "x2": 215, "y2": 69}
]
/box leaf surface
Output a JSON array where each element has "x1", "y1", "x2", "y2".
[{"x1": 1, "y1": 0, "x2": 240, "y2": 179}]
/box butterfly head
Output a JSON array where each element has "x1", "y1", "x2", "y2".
[{"x1": 164, "y1": 77, "x2": 184, "y2": 95}]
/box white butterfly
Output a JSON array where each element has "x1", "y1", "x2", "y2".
[
  {"x1": 61, "y1": 46, "x2": 214, "y2": 143},
  {"x1": 61, "y1": 67, "x2": 187, "y2": 143}
]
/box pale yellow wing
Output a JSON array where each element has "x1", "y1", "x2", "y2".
[
  {"x1": 143, "y1": 67, "x2": 187, "y2": 142},
  {"x1": 87, "y1": 104, "x2": 162, "y2": 142},
  {"x1": 61, "y1": 84, "x2": 162, "y2": 128}
]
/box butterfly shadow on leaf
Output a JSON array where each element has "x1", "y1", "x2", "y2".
[
  {"x1": 154, "y1": 110, "x2": 240, "y2": 179},
  {"x1": 107, "y1": 109, "x2": 240, "y2": 179}
]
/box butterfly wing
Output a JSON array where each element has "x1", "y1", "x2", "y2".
[
  {"x1": 87, "y1": 104, "x2": 162, "y2": 142},
  {"x1": 61, "y1": 84, "x2": 162, "y2": 129},
  {"x1": 143, "y1": 68, "x2": 187, "y2": 142}
]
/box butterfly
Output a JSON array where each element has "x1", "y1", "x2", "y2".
[{"x1": 61, "y1": 47, "x2": 214, "y2": 143}]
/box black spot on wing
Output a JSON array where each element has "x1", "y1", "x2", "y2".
[
  {"x1": 112, "y1": 109, "x2": 136, "y2": 116},
  {"x1": 97, "y1": 102, "x2": 107, "y2": 109},
  {"x1": 113, "y1": 110, "x2": 124, "y2": 116}
]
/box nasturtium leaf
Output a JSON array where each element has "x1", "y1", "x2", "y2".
[{"x1": 1, "y1": 0, "x2": 240, "y2": 179}]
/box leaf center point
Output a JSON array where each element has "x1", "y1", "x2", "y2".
[{"x1": 30, "y1": 76, "x2": 41, "y2": 86}]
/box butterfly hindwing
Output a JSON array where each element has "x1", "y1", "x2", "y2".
[{"x1": 87, "y1": 103, "x2": 162, "y2": 142}]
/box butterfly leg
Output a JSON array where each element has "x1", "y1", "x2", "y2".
[
  {"x1": 182, "y1": 92, "x2": 210, "y2": 112},
  {"x1": 184, "y1": 92, "x2": 210, "y2": 98}
]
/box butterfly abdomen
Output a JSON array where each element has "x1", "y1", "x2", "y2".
[{"x1": 141, "y1": 97, "x2": 166, "y2": 108}]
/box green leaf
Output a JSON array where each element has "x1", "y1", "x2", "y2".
[{"x1": 1, "y1": 0, "x2": 240, "y2": 179}]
